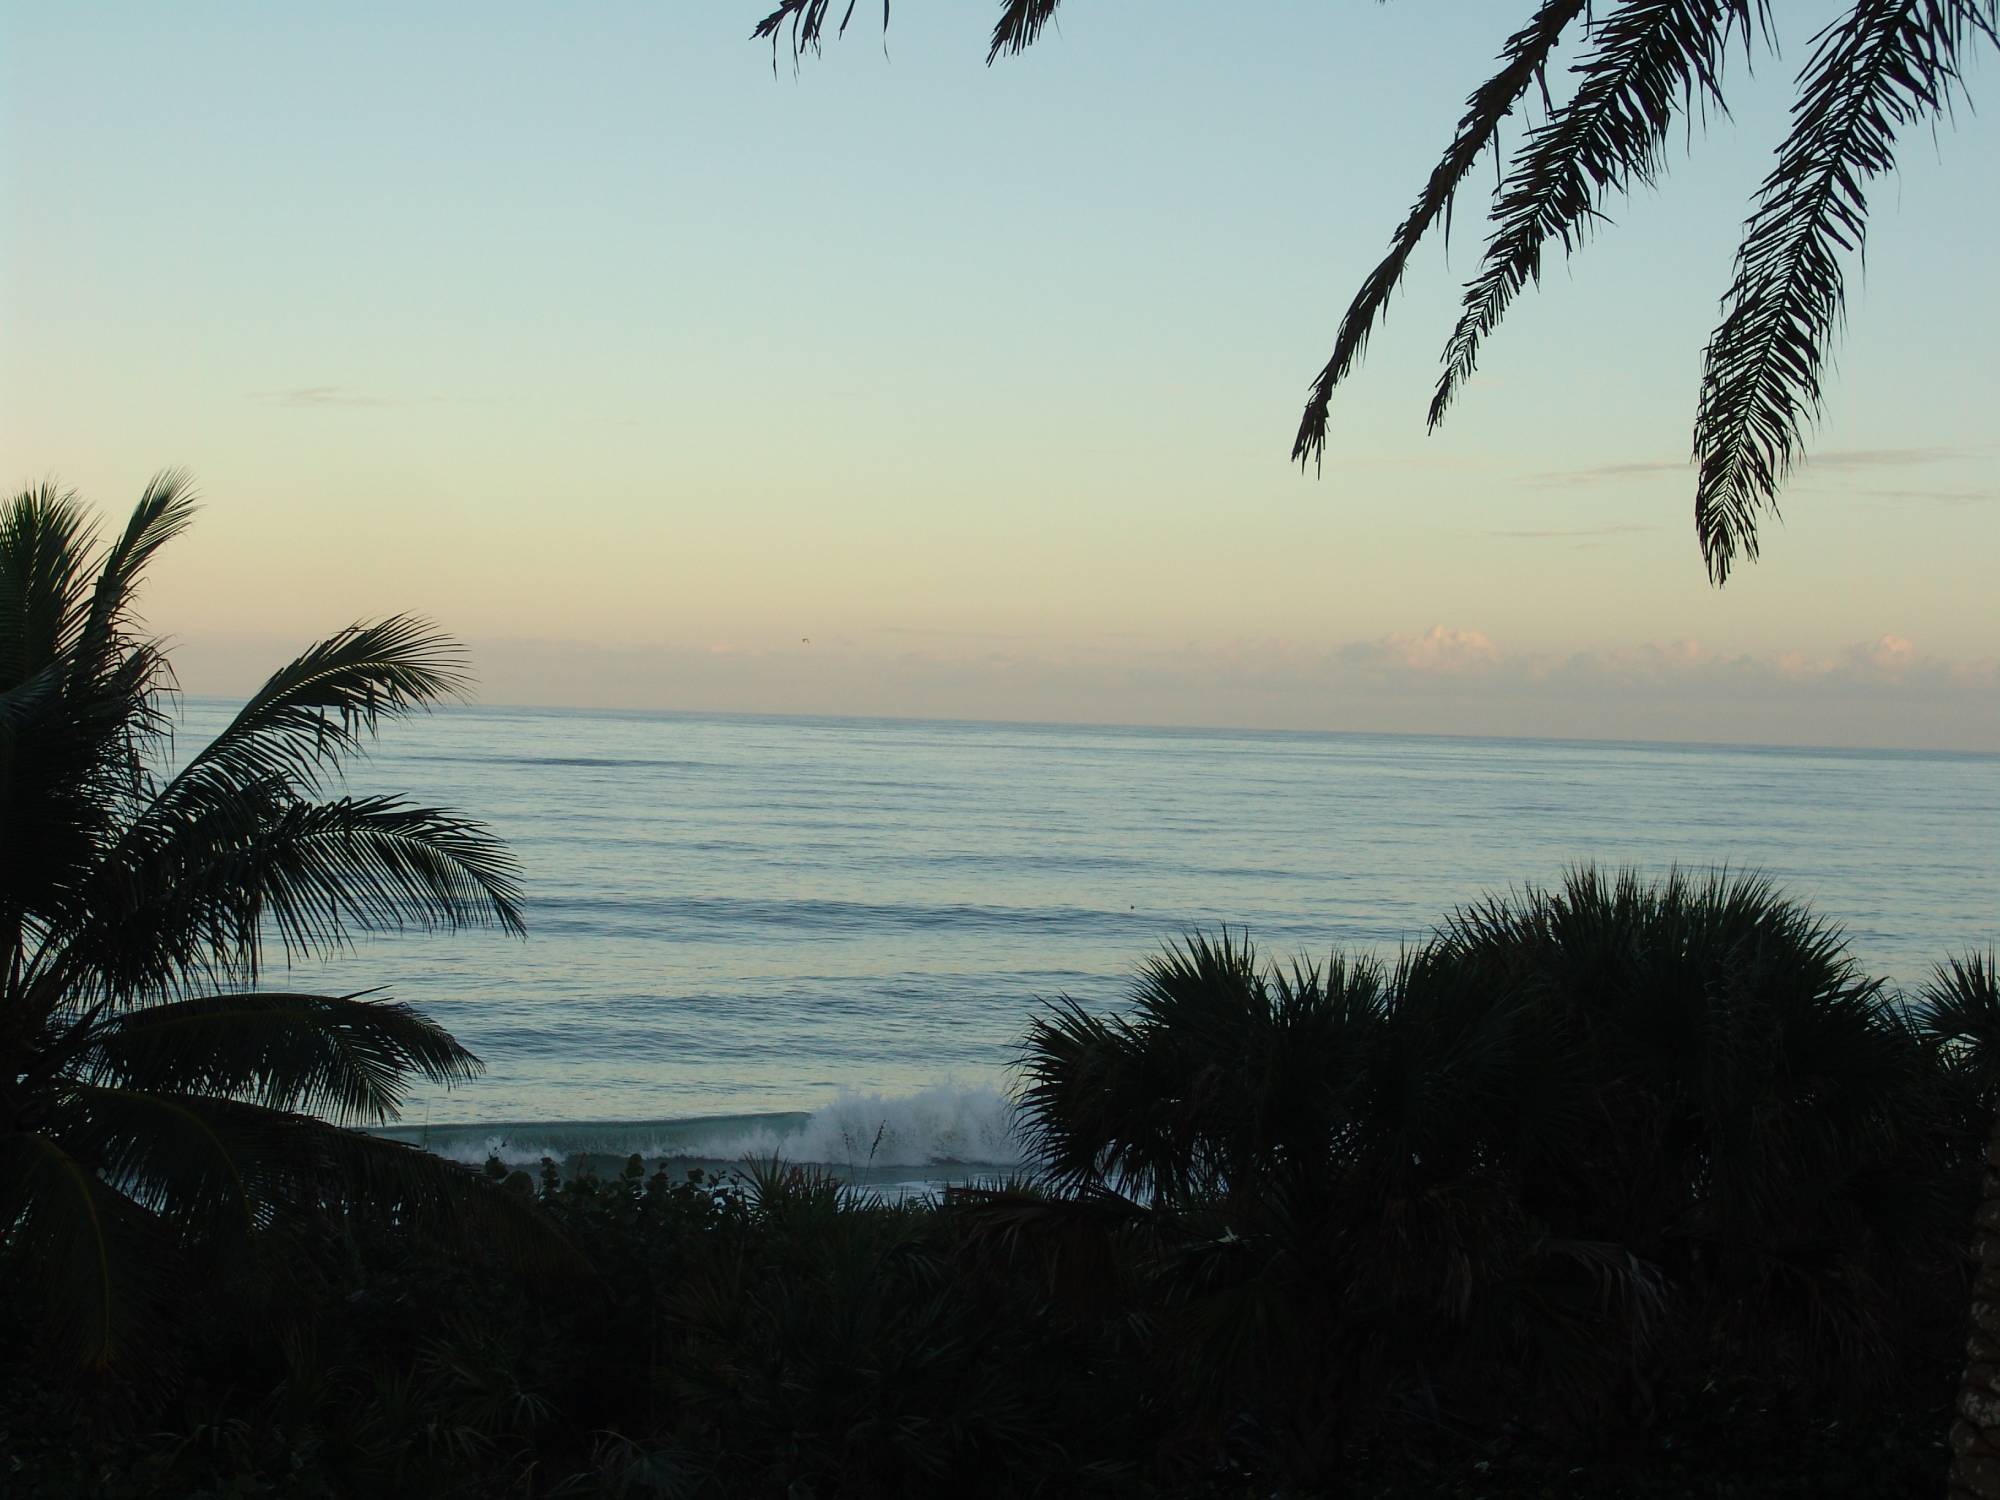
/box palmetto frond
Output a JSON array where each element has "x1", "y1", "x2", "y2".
[
  {"x1": 1294, "y1": 0, "x2": 1591, "y2": 472},
  {"x1": 1915, "y1": 949, "x2": 2000, "y2": 1086},
  {"x1": 1427, "y1": 0, "x2": 1764, "y2": 432},
  {"x1": 1693, "y1": 0, "x2": 1995, "y2": 581}
]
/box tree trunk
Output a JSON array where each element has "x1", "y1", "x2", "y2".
[{"x1": 1950, "y1": 1114, "x2": 2000, "y2": 1498}]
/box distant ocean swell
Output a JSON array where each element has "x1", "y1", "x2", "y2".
[{"x1": 382, "y1": 1083, "x2": 1028, "y2": 1172}]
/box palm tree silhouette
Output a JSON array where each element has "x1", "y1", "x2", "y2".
[
  {"x1": 0, "y1": 473, "x2": 555, "y2": 1370},
  {"x1": 753, "y1": 0, "x2": 1997, "y2": 581}
]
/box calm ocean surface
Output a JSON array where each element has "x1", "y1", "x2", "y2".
[{"x1": 175, "y1": 701, "x2": 1998, "y2": 1169}]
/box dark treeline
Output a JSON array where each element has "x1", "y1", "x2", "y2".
[{"x1": 5, "y1": 869, "x2": 1994, "y2": 1497}]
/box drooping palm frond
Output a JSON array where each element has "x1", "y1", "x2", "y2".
[
  {"x1": 986, "y1": 0, "x2": 1062, "y2": 63},
  {"x1": 1692, "y1": 0, "x2": 1996, "y2": 581},
  {"x1": 77, "y1": 991, "x2": 484, "y2": 1125},
  {"x1": 11, "y1": 1086, "x2": 584, "y2": 1368},
  {"x1": 1293, "y1": 0, "x2": 1592, "y2": 472},
  {"x1": 54, "y1": 790, "x2": 524, "y2": 1004},
  {"x1": 752, "y1": 0, "x2": 886, "y2": 71},
  {"x1": 1426, "y1": 0, "x2": 1764, "y2": 432},
  {"x1": 187, "y1": 1101, "x2": 581, "y2": 1269},
  {"x1": 0, "y1": 1130, "x2": 167, "y2": 1372}
]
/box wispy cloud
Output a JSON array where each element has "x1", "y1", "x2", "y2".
[
  {"x1": 252, "y1": 385, "x2": 401, "y2": 408},
  {"x1": 1527, "y1": 459, "x2": 1692, "y2": 485},
  {"x1": 1800, "y1": 446, "x2": 1964, "y2": 470},
  {"x1": 1819, "y1": 486, "x2": 1999, "y2": 507},
  {"x1": 1529, "y1": 446, "x2": 1970, "y2": 487}
]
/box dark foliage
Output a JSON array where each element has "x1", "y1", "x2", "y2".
[
  {"x1": 4, "y1": 869, "x2": 1982, "y2": 1496},
  {"x1": 0, "y1": 477, "x2": 563, "y2": 1376}
]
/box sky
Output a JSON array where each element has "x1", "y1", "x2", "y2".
[{"x1": 5, "y1": 1, "x2": 1997, "y2": 749}]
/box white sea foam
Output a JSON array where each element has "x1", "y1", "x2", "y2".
[
  {"x1": 685, "y1": 1083, "x2": 1027, "y2": 1168},
  {"x1": 403, "y1": 1082, "x2": 1027, "y2": 1171}
]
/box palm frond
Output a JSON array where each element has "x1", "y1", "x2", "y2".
[
  {"x1": 987, "y1": 0, "x2": 1062, "y2": 63},
  {"x1": 78, "y1": 990, "x2": 484, "y2": 1125},
  {"x1": 72, "y1": 470, "x2": 198, "y2": 684},
  {"x1": 64, "y1": 791, "x2": 524, "y2": 998},
  {"x1": 190, "y1": 1098, "x2": 584, "y2": 1272},
  {"x1": 1692, "y1": 0, "x2": 1995, "y2": 582},
  {"x1": 1427, "y1": 0, "x2": 1764, "y2": 432},
  {"x1": 0, "y1": 482, "x2": 96, "y2": 687},
  {"x1": 752, "y1": 0, "x2": 883, "y2": 70},
  {"x1": 50, "y1": 1082, "x2": 261, "y2": 1239},
  {"x1": 1292, "y1": 0, "x2": 1592, "y2": 471},
  {"x1": 0, "y1": 1130, "x2": 167, "y2": 1371},
  {"x1": 1914, "y1": 949, "x2": 2000, "y2": 1086},
  {"x1": 153, "y1": 615, "x2": 471, "y2": 805}
]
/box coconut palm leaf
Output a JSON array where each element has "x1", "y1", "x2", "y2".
[
  {"x1": 153, "y1": 615, "x2": 472, "y2": 804},
  {"x1": 56, "y1": 791, "x2": 523, "y2": 1007},
  {"x1": 72, "y1": 469, "x2": 198, "y2": 683},
  {"x1": 190, "y1": 1100, "x2": 580, "y2": 1269},
  {"x1": 51, "y1": 1082, "x2": 263, "y2": 1238},
  {"x1": 2, "y1": 478, "x2": 554, "y2": 1372},
  {"x1": 0, "y1": 1130, "x2": 166, "y2": 1372},
  {"x1": 1426, "y1": 0, "x2": 1764, "y2": 433},
  {"x1": 752, "y1": 0, "x2": 882, "y2": 70},
  {"x1": 1294, "y1": 0, "x2": 1591, "y2": 471},
  {"x1": 0, "y1": 482, "x2": 97, "y2": 684},
  {"x1": 76, "y1": 991, "x2": 483, "y2": 1125},
  {"x1": 1692, "y1": 0, "x2": 1995, "y2": 581},
  {"x1": 986, "y1": 0, "x2": 1061, "y2": 62}
]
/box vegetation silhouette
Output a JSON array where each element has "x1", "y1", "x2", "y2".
[
  {"x1": 1001, "y1": 870, "x2": 1965, "y2": 1476},
  {"x1": 752, "y1": 0, "x2": 1998, "y2": 581},
  {"x1": 2, "y1": 857, "x2": 1985, "y2": 1493},
  {"x1": 1916, "y1": 950, "x2": 2000, "y2": 1495},
  {"x1": 0, "y1": 474, "x2": 564, "y2": 1373}
]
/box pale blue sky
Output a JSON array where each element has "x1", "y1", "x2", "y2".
[{"x1": 5, "y1": 2, "x2": 1996, "y2": 746}]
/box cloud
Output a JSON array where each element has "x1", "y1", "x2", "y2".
[
  {"x1": 1800, "y1": 447, "x2": 1965, "y2": 470},
  {"x1": 170, "y1": 628, "x2": 2000, "y2": 752},
  {"x1": 1823, "y1": 486, "x2": 1999, "y2": 506},
  {"x1": 1528, "y1": 459, "x2": 1693, "y2": 485},
  {"x1": 1342, "y1": 625, "x2": 1500, "y2": 675},
  {"x1": 252, "y1": 385, "x2": 401, "y2": 408},
  {"x1": 1530, "y1": 447, "x2": 1971, "y2": 487}
]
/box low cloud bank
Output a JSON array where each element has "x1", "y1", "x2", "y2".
[{"x1": 175, "y1": 628, "x2": 1999, "y2": 753}]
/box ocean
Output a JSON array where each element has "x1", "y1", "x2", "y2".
[{"x1": 173, "y1": 701, "x2": 1998, "y2": 1179}]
